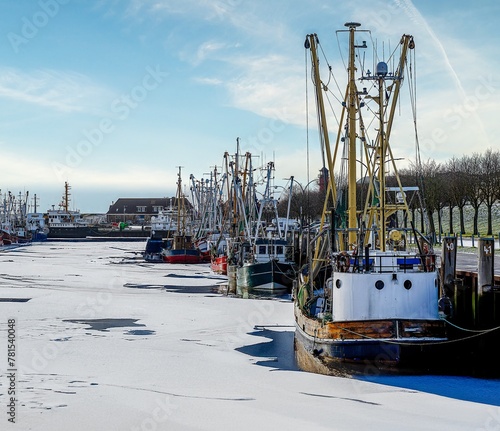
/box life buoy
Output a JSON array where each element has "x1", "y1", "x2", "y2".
[
  {"x1": 425, "y1": 254, "x2": 436, "y2": 272},
  {"x1": 337, "y1": 251, "x2": 350, "y2": 273}
]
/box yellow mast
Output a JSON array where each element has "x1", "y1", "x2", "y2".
[
  {"x1": 306, "y1": 34, "x2": 337, "y2": 205},
  {"x1": 305, "y1": 33, "x2": 340, "y2": 273},
  {"x1": 361, "y1": 34, "x2": 414, "y2": 249},
  {"x1": 378, "y1": 74, "x2": 387, "y2": 251},
  {"x1": 346, "y1": 22, "x2": 360, "y2": 248},
  {"x1": 306, "y1": 24, "x2": 415, "y2": 255}
]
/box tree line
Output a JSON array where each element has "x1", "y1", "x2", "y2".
[
  {"x1": 277, "y1": 149, "x2": 500, "y2": 236},
  {"x1": 399, "y1": 148, "x2": 500, "y2": 236}
]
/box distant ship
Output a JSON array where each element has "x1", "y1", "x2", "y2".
[
  {"x1": 161, "y1": 168, "x2": 201, "y2": 264},
  {"x1": 144, "y1": 209, "x2": 177, "y2": 262},
  {"x1": 46, "y1": 182, "x2": 91, "y2": 239},
  {"x1": 26, "y1": 213, "x2": 49, "y2": 241}
]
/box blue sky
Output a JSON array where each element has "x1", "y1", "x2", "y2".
[{"x1": 0, "y1": 0, "x2": 498, "y2": 212}]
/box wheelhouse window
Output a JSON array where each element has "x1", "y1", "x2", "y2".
[{"x1": 258, "y1": 245, "x2": 266, "y2": 255}]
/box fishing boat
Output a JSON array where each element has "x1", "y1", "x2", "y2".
[
  {"x1": 0, "y1": 191, "x2": 47, "y2": 244},
  {"x1": 162, "y1": 167, "x2": 201, "y2": 264},
  {"x1": 209, "y1": 233, "x2": 228, "y2": 275},
  {"x1": 211, "y1": 254, "x2": 228, "y2": 275},
  {"x1": 0, "y1": 223, "x2": 18, "y2": 246},
  {"x1": 195, "y1": 237, "x2": 212, "y2": 262},
  {"x1": 26, "y1": 213, "x2": 49, "y2": 241},
  {"x1": 294, "y1": 24, "x2": 447, "y2": 375},
  {"x1": 189, "y1": 167, "x2": 227, "y2": 264},
  {"x1": 236, "y1": 162, "x2": 297, "y2": 295},
  {"x1": 45, "y1": 182, "x2": 90, "y2": 239},
  {"x1": 150, "y1": 208, "x2": 176, "y2": 240},
  {"x1": 237, "y1": 237, "x2": 296, "y2": 294},
  {"x1": 144, "y1": 208, "x2": 176, "y2": 262}
]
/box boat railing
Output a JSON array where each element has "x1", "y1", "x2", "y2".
[{"x1": 344, "y1": 252, "x2": 439, "y2": 274}]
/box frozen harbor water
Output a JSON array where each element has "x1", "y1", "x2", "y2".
[{"x1": 0, "y1": 241, "x2": 499, "y2": 431}]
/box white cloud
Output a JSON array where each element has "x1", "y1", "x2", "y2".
[
  {"x1": 188, "y1": 40, "x2": 230, "y2": 66},
  {"x1": 194, "y1": 77, "x2": 224, "y2": 86},
  {"x1": 0, "y1": 67, "x2": 110, "y2": 113},
  {"x1": 216, "y1": 54, "x2": 304, "y2": 125}
]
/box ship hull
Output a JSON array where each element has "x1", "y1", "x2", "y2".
[
  {"x1": 47, "y1": 227, "x2": 91, "y2": 239},
  {"x1": 294, "y1": 302, "x2": 448, "y2": 375},
  {"x1": 31, "y1": 231, "x2": 48, "y2": 242},
  {"x1": 87, "y1": 227, "x2": 151, "y2": 238},
  {"x1": 162, "y1": 249, "x2": 202, "y2": 264},
  {"x1": 144, "y1": 238, "x2": 168, "y2": 262},
  {"x1": 211, "y1": 255, "x2": 227, "y2": 275},
  {"x1": 237, "y1": 260, "x2": 295, "y2": 294}
]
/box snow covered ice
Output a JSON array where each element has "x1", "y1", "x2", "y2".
[{"x1": 0, "y1": 241, "x2": 499, "y2": 431}]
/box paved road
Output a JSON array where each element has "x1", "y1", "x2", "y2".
[{"x1": 437, "y1": 247, "x2": 500, "y2": 276}]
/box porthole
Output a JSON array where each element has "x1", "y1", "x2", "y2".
[
  {"x1": 375, "y1": 280, "x2": 384, "y2": 290},
  {"x1": 404, "y1": 280, "x2": 412, "y2": 290},
  {"x1": 336, "y1": 279, "x2": 342, "y2": 289}
]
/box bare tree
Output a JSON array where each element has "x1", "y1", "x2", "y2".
[
  {"x1": 277, "y1": 182, "x2": 322, "y2": 225},
  {"x1": 416, "y1": 159, "x2": 444, "y2": 238},
  {"x1": 480, "y1": 148, "x2": 500, "y2": 236},
  {"x1": 445, "y1": 157, "x2": 469, "y2": 234},
  {"x1": 398, "y1": 165, "x2": 424, "y2": 232},
  {"x1": 462, "y1": 153, "x2": 484, "y2": 236}
]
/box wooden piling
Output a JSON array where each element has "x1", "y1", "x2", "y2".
[
  {"x1": 444, "y1": 239, "x2": 500, "y2": 377},
  {"x1": 441, "y1": 236, "x2": 457, "y2": 299},
  {"x1": 228, "y1": 264, "x2": 237, "y2": 295},
  {"x1": 477, "y1": 238, "x2": 495, "y2": 327}
]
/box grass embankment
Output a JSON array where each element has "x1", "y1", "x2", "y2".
[
  {"x1": 407, "y1": 204, "x2": 500, "y2": 251},
  {"x1": 419, "y1": 203, "x2": 500, "y2": 239}
]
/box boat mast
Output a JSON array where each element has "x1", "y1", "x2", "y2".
[
  {"x1": 61, "y1": 182, "x2": 70, "y2": 212},
  {"x1": 378, "y1": 69, "x2": 387, "y2": 251},
  {"x1": 305, "y1": 33, "x2": 337, "y2": 209},
  {"x1": 346, "y1": 22, "x2": 360, "y2": 248},
  {"x1": 175, "y1": 166, "x2": 184, "y2": 235},
  {"x1": 360, "y1": 34, "x2": 415, "y2": 250}
]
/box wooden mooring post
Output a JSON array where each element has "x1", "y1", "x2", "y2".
[
  {"x1": 476, "y1": 237, "x2": 495, "y2": 327},
  {"x1": 227, "y1": 264, "x2": 237, "y2": 295},
  {"x1": 441, "y1": 237, "x2": 499, "y2": 376},
  {"x1": 447, "y1": 237, "x2": 498, "y2": 327},
  {"x1": 441, "y1": 236, "x2": 457, "y2": 300}
]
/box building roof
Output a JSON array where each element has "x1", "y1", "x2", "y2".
[{"x1": 106, "y1": 197, "x2": 191, "y2": 215}]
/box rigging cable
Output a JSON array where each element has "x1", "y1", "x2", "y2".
[
  {"x1": 317, "y1": 39, "x2": 343, "y2": 102},
  {"x1": 305, "y1": 43, "x2": 310, "y2": 187},
  {"x1": 407, "y1": 43, "x2": 430, "y2": 234}
]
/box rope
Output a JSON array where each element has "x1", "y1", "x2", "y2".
[
  {"x1": 442, "y1": 318, "x2": 500, "y2": 334},
  {"x1": 339, "y1": 320, "x2": 500, "y2": 347},
  {"x1": 337, "y1": 327, "x2": 448, "y2": 347}
]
